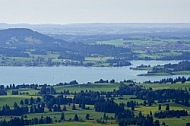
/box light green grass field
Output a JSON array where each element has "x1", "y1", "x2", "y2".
[
  {"x1": 135, "y1": 102, "x2": 190, "y2": 126},
  {"x1": 158, "y1": 116, "x2": 190, "y2": 126},
  {"x1": 27, "y1": 109, "x2": 114, "y2": 120},
  {"x1": 7, "y1": 88, "x2": 39, "y2": 95},
  {"x1": 85, "y1": 57, "x2": 112, "y2": 62},
  {"x1": 35, "y1": 121, "x2": 118, "y2": 126},
  {"x1": 114, "y1": 95, "x2": 144, "y2": 105},
  {"x1": 140, "y1": 82, "x2": 190, "y2": 90},
  {"x1": 54, "y1": 83, "x2": 120, "y2": 93},
  {"x1": 0, "y1": 95, "x2": 39, "y2": 108},
  {"x1": 173, "y1": 71, "x2": 190, "y2": 75},
  {"x1": 97, "y1": 39, "x2": 126, "y2": 47}
]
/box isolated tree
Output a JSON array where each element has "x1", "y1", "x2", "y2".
[
  {"x1": 72, "y1": 104, "x2": 76, "y2": 110},
  {"x1": 24, "y1": 99, "x2": 29, "y2": 105},
  {"x1": 162, "y1": 122, "x2": 166, "y2": 126},
  {"x1": 103, "y1": 113, "x2": 107, "y2": 120},
  {"x1": 143, "y1": 101, "x2": 147, "y2": 106},
  {"x1": 13, "y1": 102, "x2": 18, "y2": 109},
  {"x1": 53, "y1": 105, "x2": 58, "y2": 112},
  {"x1": 20, "y1": 100, "x2": 24, "y2": 105},
  {"x1": 110, "y1": 79, "x2": 115, "y2": 83},
  {"x1": 60, "y1": 112, "x2": 65, "y2": 121},
  {"x1": 86, "y1": 114, "x2": 90, "y2": 120},
  {"x1": 166, "y1": 104, "x2": 170, "y2": 111},
  {"x1": 131, "y1": 104, "x2": 135, "y2": 111},
  {"x1": 63, "y1": 105, "x2": 67, "y2": 111},
  {"x1": 36, "y1": 97, "x2": 41, "y2": 103},
  {"x1": 30, "y1": 97, "x2": 34, "y2": 105},
  {"x1": 158, "y1": 104, "x2": 161, "y2": 110},
  {"x1": 150, "y1": 111, "x2": 152, "y2": 116},
  {"x1": 81, "y1": 103, "x2": 85, "y2": 109},
  {"x1": 74, "y1": 114, "x2": 79, "y2": 121},
  {"x1": 138, "y1": 111, "x2": 142, "y2": 118}
]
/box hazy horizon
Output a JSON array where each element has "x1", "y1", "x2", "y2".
[
  {"x1": 0, "y1": 0, "x2": 190, "y2": 24},
  {"x1": 1, "y1": 22, "x2": 190, "y2": 25}
]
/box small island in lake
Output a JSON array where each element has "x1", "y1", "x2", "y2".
[
  {"x1": 130, "y1": 64, "x2": 152, "y2": 70},
  {"x1": 133, "y1": 61, "x2": 190, "y2": 76}
]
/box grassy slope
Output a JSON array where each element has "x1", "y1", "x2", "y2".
[
  {"x1": 54, "y1": 83, "x2": 120, "y2": 93},
  {"x1": 35, "y1": 121, "x2": 118, "y2": 126},
  {"x1": 0, "y1": 95, "x2": 39, "y2": 108},
  {"x1": 141, "y1": 82, "x2": 190, "y2": 90}
]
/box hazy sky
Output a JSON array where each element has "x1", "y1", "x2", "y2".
[{"x1": 0, "y1": 0, "x2": 190, "y2": 24}]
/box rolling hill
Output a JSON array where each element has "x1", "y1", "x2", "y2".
[
  {"x1": 0, "y1": 28, "x2": 63, "y2": 48},
  {"x1": 0, "y1": 28, "x2": 132, "y2": 66}
]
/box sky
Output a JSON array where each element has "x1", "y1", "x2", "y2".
[{"x1": 0, "y1": 0, "x2": 190, "y2": 24}]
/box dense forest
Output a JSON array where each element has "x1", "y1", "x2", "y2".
[{"x1": 144, "y1": 61, "x2": 190, "y2": 75}]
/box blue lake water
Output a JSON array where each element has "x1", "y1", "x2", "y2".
[{"x1": 0, "y1": 60, "x2": 189, "y2": 85}]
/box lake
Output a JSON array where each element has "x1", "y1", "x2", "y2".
[{"x1": 0, "y1": 60, "x2": 189, "y2": 85}]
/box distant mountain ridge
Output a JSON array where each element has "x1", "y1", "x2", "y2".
[
  {"x1": 0, "y1": 28, "x2": 62, "y2": 47},
  {"x1": 1, "y1": 23, "x2": 190, "y2": 35}
]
